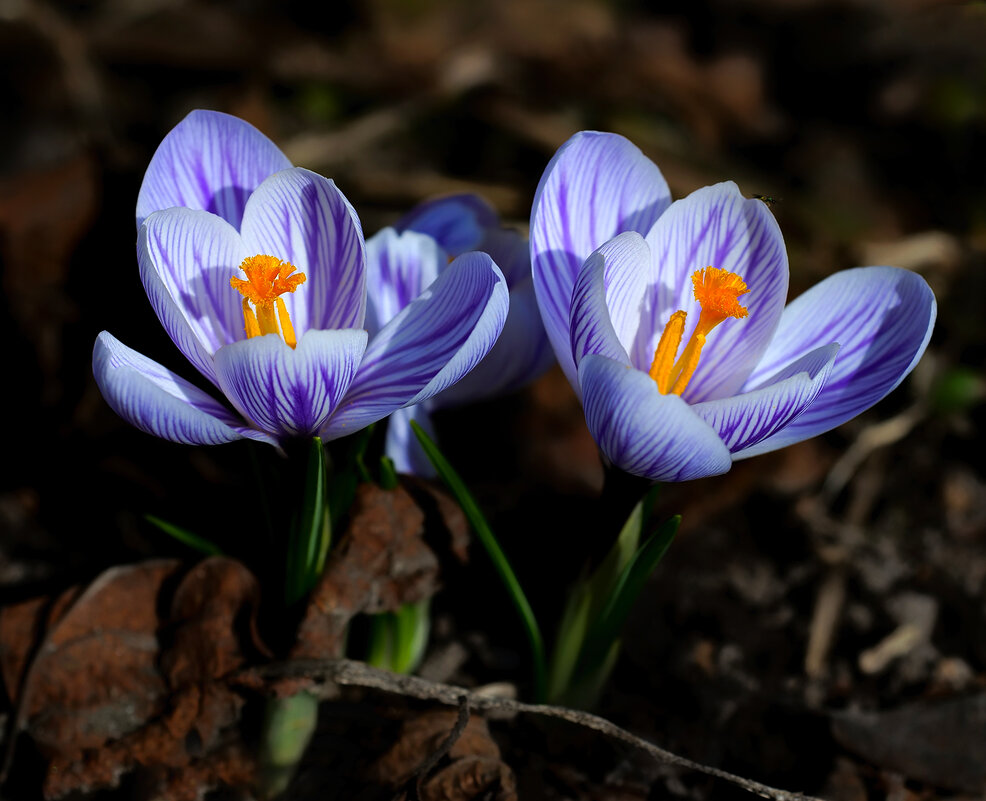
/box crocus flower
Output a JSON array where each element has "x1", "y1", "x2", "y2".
[
  {"x1": 530, "y1": 132, "x2": 936, "y2": 481},
  {"x1": 368, "y1": 194, "x2": 555, "y2": 473},
  {"x1": 93, "y1": 110, "x2": 508, "y2": 447}
]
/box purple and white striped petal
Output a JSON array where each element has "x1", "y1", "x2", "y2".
[
  {"x1": 93, "y1": 331, "x2": 268, "y2": 446},
  {"x1": 136, "y1": 109, "x2": 291, "y2": 230},
  {"x1": 138, "y1": 208, "x2": 250, "y2": 385},
  {"x1": 736, "y1": 266, "x2": 936, "y2": 458},
  {"x1": 692, "y1": 343, "x2": 838, "y2": 454},
  {"x1": 385, "y1": 404, "x2": 438, "y2": 477},
  {"x1": 569, "y1": 234, "x2": 646, "y2": 370},
  {"x1": 481, "y1": 227, "x2": 531, "y2": 288},
  {"x1": 434, "y1": 276, "x2": 554, "y2": 407},
  {"x1": 578, "y1": 354, "x2": 733, "y2": 481},
  {"x1": 642, "y1": 183, "x2": 788, "y2": 404},
  {"x1": 395, "y1": 193, "x2": 498, "y2": 256},
  {"x1": 322, "y1": 252, "x2": 508, "y2": 439},
  {"x1": 531, "y1": 132, "x2": 671, "y2": 387},
  {"x1": 364, "y1": 228, "x2": 444, "y2": 337},
  {"x1": 240, "y1": 168, "x2": 366, "y2": 336},
  {"x1": 214, "y1": 329, "x2": 368, "y2": 439}
]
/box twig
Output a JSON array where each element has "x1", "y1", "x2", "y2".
[
  {"x1": 404, "y1": 695, "x2": 470, "y2": 801},
  {"x1": 242, "y1": 659, "x2": 825, "y2": 801}
]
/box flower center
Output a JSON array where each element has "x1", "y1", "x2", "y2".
[
  {"x1": 230, "y1": 255, "x2": 306, "y2": 348},
  {"x1": 648, "y1": 266, "x2": 749, "y2": 395}
]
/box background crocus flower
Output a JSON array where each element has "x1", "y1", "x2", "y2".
[
  {"x1": 94, "y1": 111, "x2": 508, "y2": 448},
  {"x1": 372, "y1": 194, "x2": 555, "y2": 474},
  {"x1": 531, "y1": 132, "x2": 936, "y2": 481}
]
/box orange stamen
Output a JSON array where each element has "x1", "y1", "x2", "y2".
[
  {"x1": 230, "y1": 255, "x2": 306, "y2": 348},
  {"x1": 648, "y1": 266, "x2": 749, "y2": 396},
  {"x1": 648, "y1": 310, "x2": 686, "y2": 394}
]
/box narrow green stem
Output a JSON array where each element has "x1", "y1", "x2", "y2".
[
  {"x1": 284, "y1": 437, "x2": 331, "y2": 607},
  {"x1": 411, "y1": 421, "x2": 547, "y2": 701}
]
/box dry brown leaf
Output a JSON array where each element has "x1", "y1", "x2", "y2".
[
  {"x1": 292, "y1": 483, "x2": 441, "y2": 661},
  {"x1": 371, "y1": 707, "x2": 517, "y2": 801},
  {"x1": 0, "y1": 557, "x2": 270, "y2": 798},
  {"x1": 4, "y1": 560, "x2": 182, "y2": 757}
]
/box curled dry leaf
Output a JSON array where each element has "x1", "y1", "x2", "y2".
[
  {"x1": 371, "y1": 707, "x2": 517, "y2": 801},
  {"x1": 0, "y1": 557, "x2": 268, "y2": 799},
  {"x1": 0, "y1": 560, "x2": 182, "y2": 757},
  {"x1": 291, "y1": 483, "x2": 445, "y2": 662},
  {"x1": 400, "y1": 476, "x2": 472, "y2": 564},
  {"x1": 0, "y1": 483, "x2": 468, "y2": 796}
]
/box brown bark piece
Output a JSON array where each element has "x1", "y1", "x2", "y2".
[{"x1": 293, "y1": 484, "x2": 441, "y2": 660}]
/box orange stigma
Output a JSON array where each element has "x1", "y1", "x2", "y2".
[
  {"x1": 230, "y1": 255, "x2": 306, "y2": 348},
  {"x1": 648, "y1": 266, "x2": 749, "y2": 396}
]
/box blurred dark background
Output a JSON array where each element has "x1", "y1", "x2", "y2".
[{"x1": 1, "y1": 0, "x2": 985, "y2": 797}]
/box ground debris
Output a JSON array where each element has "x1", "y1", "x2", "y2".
[
  {"x1": 371, "y1": 706, "x2": 517, "y2": 801},
  {"x1": 291, "y1": 483, "x2": 444, "y2": 662},
  {"x1": 831, "y1": 693, "x2": 986, "y2": 793},
  {"x1": 0, "y1": 484, "x2": 465, "y2": 797},
  {"x1": 0, "y1": 560, "x2": 181, "y2": 758},
  {"x1": 0, "y1": 558, "x2": 264, "y2": 798}
]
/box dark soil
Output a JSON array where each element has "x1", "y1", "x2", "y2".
[{"x1": 1, "y1": 1, "x2": 984, "y2": 798}]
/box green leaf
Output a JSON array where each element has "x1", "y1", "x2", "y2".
[
  {"x1": 145, "y1": 514, "x2": 223, "y2": 556},
  {"x1": 578, "y1": 514, "x2": 680, "y2": 677},
  {"x1": 259, "y1": 692, "x2": 319, "y2": 797},
  {"x1": 366, "y1": 599, "x2": 431, "y2": 675},
  {"x1": 366, "y1": 613, "x2": 392, "y2": 668},
  {"x1": 546, "y1": 581, "x2": 594, "y2": 702},
  {"x1": 378, "y1": 456, "x2": 399, "y2": 491},
  {"x1": 393, "y1": 598, "x2": 430, "y2": 673},
  {"x1": 588, "y1": 483, "x2": 660, "y2": 618},
  {"x1": 325, "y1": 425, "x2": 376, "y2": 532},
  {"x1": 545, "y1": 485, "x2": 658, "y2": 703},
  {"x1": 411, "y1": 420, "x2": 547, "y2": 701},
  {"x1": 285, "y1": 437, "x2": 331, "y2": 607}
]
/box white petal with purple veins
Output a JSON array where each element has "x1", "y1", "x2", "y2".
[
  {"x1": 322, "y1": 252, "x2": 508, "y2": 438},
  {"x1": 736, "y1": 266, "x2": 936, "y2": 457},
  {"x1": 214, "y1": 329, "x2": 367, "y2": 439},
  {"x1": 642, "y1": 183, "x2": 788, "y2": 403},
  {"x1": 578, "y1": 354, "x2": 732, "y2": 482},
  {"x1": 395, "y1": 193, "x2": 498, "y2": 255},
  {"x1": 531, "y1": 132, "x2": 671, "y2": 388},
  {"x1": 435, "y1": 276, "x2": 554, "y2": 407},
  {"x1": 364, "y1": 228, "x2": 444, "y2": 338},
  {"x1": 692, "y1": 343, "x2": 838, "y2": 454},
  {"x1": 481, "y1": 227, "x2": 531, "y2": 288},
  {"x1": 240, "y1": 168, "x2": 366, "y2": 336},
  {"x1": 93, "y1": 331, "x2": 267, "y2": 446},
  {"x1": 136, "y1": 109, "x2": 291, "y2": 230},
  {"x1": 569, "y1": 236, "x2": 641, "y2": 370},
  {"x1": 138, "y1": 208, "x2": 250, "y2": 385},
  {"x1": 385, "y1": 404, "x2": 438, "y2": 477}
]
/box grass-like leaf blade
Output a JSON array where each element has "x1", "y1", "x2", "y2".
[
  {"x1": 578, "y1": 515, "x2": 679, "y2": 677},
  {"x1": 145, "y1": 514, "x2": 223, "y2": 556},
  {"x1": 286, "y1": 436, "x2": 331, "y2": 606},
  {"x1": 411, "y1": 420, "x2": 547, "y2": 701}
]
